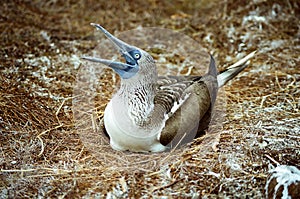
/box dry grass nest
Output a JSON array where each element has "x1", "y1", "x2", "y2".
[{"x1": 1, "y1": 0, "x2": 299, "y2": 198}]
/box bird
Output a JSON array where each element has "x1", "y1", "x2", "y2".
[{"x1": 83, "y1": 23, "x2": 256, "y2": 153}]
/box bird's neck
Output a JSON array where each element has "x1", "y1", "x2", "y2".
[{"x1": 115, "y1": 76, "x2": 157, "y2": 126}]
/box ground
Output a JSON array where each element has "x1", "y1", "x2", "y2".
[{"x1": 0, "y1": 0, "x2": 299, "y2": 198}]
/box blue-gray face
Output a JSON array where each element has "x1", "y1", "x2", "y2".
[
  {"x1": 123, "y1": 50, "x2": 141, "y2": 65},
  {"x1": 114, "y1": 50, "x2": 141, "y2": 79}
]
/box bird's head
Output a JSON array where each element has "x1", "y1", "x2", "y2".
[{"x1": 83, "y1": 23, "x2": 156, "y2": 80}]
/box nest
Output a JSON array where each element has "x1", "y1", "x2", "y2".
[{"x1": 1, "y1": 0, "x2": 299, "y2": 198}]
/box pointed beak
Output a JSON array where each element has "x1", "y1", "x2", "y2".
[
  {"x1": 82, "y1": 23, "x2": 138, "y2": 73},
  {"x1": 90, "y1": 23, "x2": 135, "y2": 58},
  {"x1": 82, "y1": 56, "x2": 134, "y2": 71}
]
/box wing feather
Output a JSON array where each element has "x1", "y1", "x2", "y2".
[{"x1": 154, "y1": 76, "x2": 196, "y2": 116}]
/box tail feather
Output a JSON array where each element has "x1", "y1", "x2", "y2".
[
  {"x1": 207, "y1": 54, "x2": 218, "y2": 78},
  {"x1": 217, "y1": 51, "x2": 256, "y2": 87}
]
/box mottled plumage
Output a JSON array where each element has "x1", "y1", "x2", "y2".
[{"x1": 83, "y1": 23, "x2": 256, "y2": 152}]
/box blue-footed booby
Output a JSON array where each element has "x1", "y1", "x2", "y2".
[{"x1": 83, "y1": 23, "x2": 256, "y2": 152}]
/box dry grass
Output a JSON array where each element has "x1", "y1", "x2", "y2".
[{"x1": 1, "y1": 0, "x2": 299, "y2": 198}]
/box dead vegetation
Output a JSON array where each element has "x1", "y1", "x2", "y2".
[{"x1": 0, "y1": 0, "x2": 299, "y2": 198}]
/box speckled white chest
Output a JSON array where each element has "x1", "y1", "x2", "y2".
[{"x1": 104, "y1": 100, "x2": 166, "y2": 152}]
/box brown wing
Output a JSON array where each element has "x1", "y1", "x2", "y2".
[
  {"x1": 157, "y1": 55, "x2": 219, "y2": 148},
  {"x1": 157, "y1": 80, "x2": 212, "y2": 148}
]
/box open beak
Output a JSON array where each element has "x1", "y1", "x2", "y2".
[{"x1": 82, "y1": 24, "x2": 138, "y2": 74}]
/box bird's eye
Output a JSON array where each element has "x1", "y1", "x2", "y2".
[{"x1": 134, "y1": 53, "x2": 141, "y2": 60}]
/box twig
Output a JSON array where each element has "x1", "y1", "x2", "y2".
[
  {"x1": 56, "y1": 96, "x2": 76, "y2": 124},
  {"x1": 260, "y1": 94, "x2": 272, "y2": 108},
  {"x1": 265, "y1": 154, "x2": 280, "y2": 166},
  {"x1": 75, "y1": 146, "x2": 85, "y2": 160},
  {"x1": 36, "y1": 124, "x2": 64, "y2": 156},
  {"x1": 37, "y1": 124, "x2": 64, "y2": 138},
  {"x1": 275, "y1": 72, "x2": 283, "y2": 91},
  {"x1": 36, "y1": 136, "x2": 45, "y2": 157},
  {"x1": 56, "y1": 99, "x2": 66, "y2": 116},
  {"x1": 151, "y1": 178, "x2": 183, "y2": 192},
  {"x1": 161, "y1": 134, "x2": 186, "y2": 163}
]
